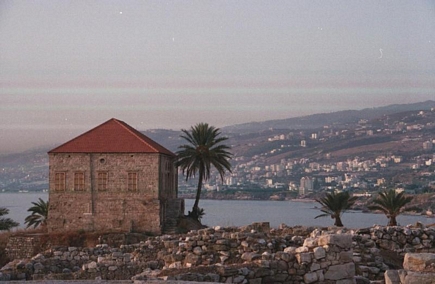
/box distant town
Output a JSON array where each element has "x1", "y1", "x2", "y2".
[
  {"x1": 1, "y1": 103, "x2": 435, "y2": 208},
  {"x1": 179, "y1": 107, "x2": 435, "y2": 200}
]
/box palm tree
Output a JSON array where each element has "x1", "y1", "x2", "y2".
[
  {"x1": 368, "y1": 189, "x2": 413, "y2": 226},
  {"x1": 25, "y1": 198, "x2": 49, "y2": 229},
  {"x1": 0, "y1": 207, "x2": 19, "y2": 231},
  {"x1": 315, "y1": 191, "x2": 357, "y2": 227},
  {"x1": 175, "y1": 123, "x2": 232, "y2": 220}
]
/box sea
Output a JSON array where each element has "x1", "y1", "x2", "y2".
[{"x1": 1, "y1": 192, "x2": 433, "y2": 230}]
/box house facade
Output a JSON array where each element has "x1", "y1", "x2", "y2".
[{"x1": 47, "y1": 118, "x2": 183, "y2": 234}]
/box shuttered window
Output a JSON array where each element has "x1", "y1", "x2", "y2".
[
  {"x1": 54, "y1": 172, "x2": 66, "y2": 191},
  {"x1": 97, "y1": 172, "x2": 108, "y2": 191},
  {"x1": 74, "y1": 172, "x2": 85, "y2": 191},
  {"x1": 128, "y1": 172, "x2": 137, "y2": 191}
]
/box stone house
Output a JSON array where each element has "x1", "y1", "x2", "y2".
[{"x1": 47, "y1": 118, "x2": 183, "y2": 234}]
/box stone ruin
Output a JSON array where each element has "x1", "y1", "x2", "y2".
[{"x1": 1, "y1": 222, "x2": 435, "y2": 283}]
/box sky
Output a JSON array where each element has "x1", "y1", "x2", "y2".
[{"x1": 1, "y1": 1, "x2": 435, "y2": 153}]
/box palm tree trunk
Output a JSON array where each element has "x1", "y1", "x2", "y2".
[
  {"x1": 192, "y1": 168, "x2": 204, "y2": 219},
  {"x1": 334, "y1": 216, "x2": 344, "y2": 227},
  {"x1": 388, "y1": 216, "x2": 397, "y2": 226}
]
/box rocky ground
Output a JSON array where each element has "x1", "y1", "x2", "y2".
[{"x1": 2, "y1": 222, "x2": 435, "y2": 283}]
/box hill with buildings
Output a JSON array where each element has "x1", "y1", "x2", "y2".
[{"x1": 1, "y1": 102, "x2": 434, "y2": 206}]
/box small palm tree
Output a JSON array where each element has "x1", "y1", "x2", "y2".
[
  {"x1": 315, "y1": 191, "x2": 357, "y2": 227},
  {"x1": 0, "y1": 207, "x2": 19, "y2": 231},
  {"x1": 368, "y1": 189, "x2": 413, "y2": 226},
  {"x1": 25, "y1": 198, "x2": 49, "y2": 229},
  {"x1": 175, "y1": 123, "x2": 232, "y2": 221}
]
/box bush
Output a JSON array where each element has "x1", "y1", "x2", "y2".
[{"x1": 0, "y1": 231, "x2": 11, "y2": 267}]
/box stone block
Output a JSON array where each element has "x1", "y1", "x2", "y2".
[
  {"x1": 318, "y1": 234, "x2": 352, "y2": 249},
  {"x1": 184, "y1": 252, "x2": 200, "y2": 266},
  {"x1": 398, "y1": 269, "x2": 407, "y2": 283},
  {"x1": 296, "y1": 252, "x2": 312, "y2": 264},
  {"x1": 87, "y1": 261, "x2": 98, "y2": 269},
  {"x1": 404, "y1": 253, "x2": 435, "y2": 272},
  {"x1": 241, "y1": 252, "x2": 261, "y2": 261},
  {"x1": 253, "y1": 267, "x2": 271, "y2": 278},
  {"x1": 354, "y1": 276, "x2": 371, "y2": 284},
  {"x1": 313, "y1": 247, "x2": 326, "y2": 259},
  {"x1": 275, "y1": 251, "x2": 293, "y2": 262},
  {"x1": 310, "y1": 262, "x2": 320, "y2": 271},
  {"x1": 324, "y1": 262, "x2": 355, "y2": 280},
  {"x1": 384, "y1": 270, "x2": 400, "y2": 284},
  {"x1": 216, "y1": 239, "x2": 230, "y2": 245},
  {"x1": 295, "y1": 246, "x2": 309, "y2": 253},
  {"x1": 33, "y1": 262, "x2": 44, "y2": 271},
  {"x1": 276, "y1": 260, "x2": 288, "y2": 271},
  {"x1": 316, "y1": 270, "x2": 324, "y2": 281},
  {"x1": 304, "y1": 272, "x2": 318, "y2": 284},
  {"x1": 283, "y1": 246, "x2": 297, "y2": 254},
  {"x1": 338, "y1": 251, "x2": 353, "y2": 262},
  {"x1": 193, "y1": 246, "x2": 203, "y2": 255},
  {"x1": 303, "y1": 238, "x2": 318, "y2": 248},
  {"x1": 405, "y1": 271, "x2": 435, "y2": 284}
]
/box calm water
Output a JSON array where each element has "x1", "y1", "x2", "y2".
[
  {"x1": 1, "y1": 193, "x2": 433, "y2": 229},
  {"x1": 186, "y1": 199, "x2": 434, "y2": 229}
]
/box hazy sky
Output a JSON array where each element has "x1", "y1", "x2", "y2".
[{"x1": 1, "y1": 1, "x2": 435, "y2": 153}]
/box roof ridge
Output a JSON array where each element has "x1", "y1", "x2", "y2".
[
  {"x1": 113, "y1": 119, "x2": 159, "y2": 152},
  {"x1": 48, "y1": 118, "x2": 175, "y2": 155},
  {"x1": 48, "y1": 119, "x2": 114, "y2": 153}
]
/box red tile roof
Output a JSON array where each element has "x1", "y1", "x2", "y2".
[{"x1": 48, "y1": 118, "x2": 175, "y2": 156}]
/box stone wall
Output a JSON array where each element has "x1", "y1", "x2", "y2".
[
  {"x1": 3, "y1": 223, "x2": 435, "y2": 283},
  {"x1": 47, "y1": 152, "x2": 180, "y2": 234},
  {"x1": 4, "y1": 235, "x2": 43, "y2": 261},
  {"x1": 364, "y1": 225, "x2": 435, "y2": 254},
  {"x1": 351, "y1": 224, "x2": 435, "y2": 281},
  {"x1": 1, "y1": 224, "x2": 356, "y2": 283},
  {"x1": 385, "y1": 253, "x2": 435, "y2": 284}
]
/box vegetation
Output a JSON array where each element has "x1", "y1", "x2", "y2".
[
  {"x1": 0, "y1": 231, "x2": 12, "y2": 267},
  {"x1": 314, "y1": 191, "x2": 357, "y2": 227},
  {"x1": 0, "y1": 207, "x2": 19, "y2": 231},
  {"x1": 25, "y1": 198, "x2": 49, "y2": 229},
  {"x1": 368, "y1": 189, "x2": 413, "y2": 226},
  {"x1": 175, "y1": 123, "x2": 232, "y2": 220}
]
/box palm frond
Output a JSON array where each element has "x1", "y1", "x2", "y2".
[
  {"x1": 367, "y1": 189, "x2": 413, "y2": 225},
  {"x1": 24, "y1": 198, "x2": 49, "y2": 229},
  {"x1": 0, "y1": 207, "x2": 19, "y2": 231},
  {"x1": 314, "y1": 191, "x2": 357, "y2": 226},
  {"x1": 314, "y1": 213, "x2": 330, "y2": 219},
  {"x1": 175, "y1": 123, "x2": 233, "y2": 220}
]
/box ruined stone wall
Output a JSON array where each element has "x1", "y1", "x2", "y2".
[
  {"x1": 5, "y1": 224, "x2": 435, "y2": 282},
  {"x1": 385, "y1": 253, "x2": 435, "y2": 284},
  {"x1": 4, "y1": 235, "x2": 43, "y2": 261},
  {"x1": 47, "y1": 153, "x2": 167, "y2": 234},
  {"x1": 2, "y1": 224, "x2": 357, "y2": 283},
  {"x1": 363, "y1": 225, "x2": 435, "y2": 254}
]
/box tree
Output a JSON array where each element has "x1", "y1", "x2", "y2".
[
  {"x1": 314, "y1": 191, "x2": 357, "y2": 227},
  {"x1": 367, "y1": 189, "x2": 413, "y2": 226},
  {"x1": 175, "y1": 123, "x2": 232, "y2": 220},
  {"x1": 0, "y1": 207, "x2": 19, "y2": 231},
  {"x1": 25, "y1": 198, "x2": 49, "y2": 229}
]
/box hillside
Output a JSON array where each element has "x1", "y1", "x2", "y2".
[
  {"x1": 222, "y1": 100, "x2": 435, "y2": 132},
  {"x1": 1, "y1": 101, "x2": 434, "y2": 193}
]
